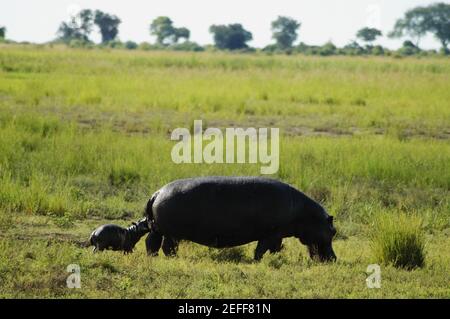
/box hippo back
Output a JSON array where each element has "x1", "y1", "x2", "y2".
[{"x1": 151, "y1": 176, "x2": 300, "y2": 247}]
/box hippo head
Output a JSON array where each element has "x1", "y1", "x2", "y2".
[
  {"x1": 129, "y1": 218, "x2": 150, "y2": 235},
  {"x1": 136, "y1": 218, "x2": 150, "y2": 233},
  {"x1": 296, "y1": 202, "x2": 337, "y2": 262}
]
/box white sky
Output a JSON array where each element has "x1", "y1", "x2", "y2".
[{"x1": 0, "y1": 0, "x2": 447, "y2": 49}]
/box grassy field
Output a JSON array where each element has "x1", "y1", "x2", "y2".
[{"x1": 0, "y1": 45, "x2": 449, "y2": 298}]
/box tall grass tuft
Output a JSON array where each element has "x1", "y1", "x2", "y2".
[{"x1": 370, "y1": 212, "x2": 426, "y2": 270}]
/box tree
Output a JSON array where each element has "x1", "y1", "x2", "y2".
[
  {"x1": 356, "y1": 27, "x2": 382, "y2": 44},
  {"x1": 150, "y1": 16, "x2": 190, "y2": 45},
  {"x1": 150, "y1": 16, "x2": 174, "y2": 45},
  {"x1": 388, "y1": 6, "x2": 429, "y2": 47},
  {"x1": 94, "y1": 10, "x2": 121, "y2": 44},
  {"x1": 389, "y1": 3, "x2": 450, "y2": 51},
  {"x1": 57, "y1": 9, "x2": 93, "y2": 43},
  {"x1": 77, "y1": 9, "x2": 94, "y2": 39},
  {"x1": 425, "y1": 3, "x2": 450, "y2": 51},
  {"x1": 174, "y1": 27, "x2": 190, "y2": 43},
  {"x1": 0, "y1": 26, "x2": 5, "y2": 39},
  {"x1": 209, "y1": 24, "x2": 253, "y2": 50},
  {"x1": 271, "y1": 16, "x2": 301, "y2": 49}
]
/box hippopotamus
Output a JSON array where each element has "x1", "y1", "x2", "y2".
[
  {"x1": 144, "y1": 176, "x2": 337, "y2": 261},
  {"x1": 89, "y1": 218, "x2": 150, "y2": 253}
]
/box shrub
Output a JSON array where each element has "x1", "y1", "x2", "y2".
[
  {"x1": 170, "y1": 41, "x2": 204, "y2": 52},
  {"x1": 106, "y1": 40, "x2": 124, "y2": 49},
  {"x1": 68, "y1": 39, "x2": 93, "y2": 49},
  {"x1": 370, "y1": 212, "x2": 426, "y2": 270},
  {"x1": 124, "y1": 41, "x2": 138, "y2": 50},
  {"x1": 371, "y1": 45, "x2": 385, "y2": 56},
  {"x1": 319, "y1": 42, "x2": 337, "y2": 56},
  {"x1": 138, "y1": 42, "x2": 152, "y2": 51},
  {"x1": 397, "y1": 41, "x2": 420, "y2": 56}
]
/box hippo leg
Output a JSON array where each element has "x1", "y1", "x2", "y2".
[
  {"x1": 146, "y1": 231, "x2": 162, "y2": 256},
  {"x1": 96, "y1": 244, "x2": 107, "y2": 252},
  {"x1": 162, "y1": 237, "x2": 179, "y2": 257},
  {"x1": 269, "y1": 238, "x2": 283, "y2": 254},
  {"x1": 254, "y1": 237, "x2": 283, "y2": 261}
]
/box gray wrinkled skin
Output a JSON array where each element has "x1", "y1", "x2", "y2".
[
  {"x1": 89, "y1": 218, "x2": 150, "y2": 254},
  {"x1": 144, "y1": 176, "x2": 337, "y2": 262}
]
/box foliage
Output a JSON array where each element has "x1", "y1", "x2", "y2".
[
  {"x1": 356, "y1": 27, "x2": 382, "y2": 43},
  {"x1": 57, "y1": 9, "x2": 94, "y2": 44},
  {"x1": 370, "y1": 213, "x2": 426, "y2": 270},
  {"x1": 425, "y1": 3, "x2": 450, "y2": 51},
  {"x1": 209, "y1": 24, "x2": 253, "y2": 50},
  {"x1": 389, "y1": 6, "x2": 429, "y2": 47},
  {"x1": 94, "y1": 10, "x2": 121, "y2": 44},
  {"x1": 390, "y1": 2, "x2": 450, "y2": 51},
  {"x1": 397, "y1": 40, "x2": 421, "y2": 56},
  {"x1": 124, "y1": 41, "x2": 138, "y2": 50},
  {"x1": 318, "y1": 42, "x2": 337, "y2": 56},
  {"x1": 170, "y1": 41, "x2": 204, "y2": 52},
  {"x1": 0, "y1": 26, "x2": 6, "y2": 39},
  {"x1": 150, "y1": 16, "x2": 190, "y2": 46},
  {"x1": 271, "y1": 16, "x2": 301, "y2": 50}
]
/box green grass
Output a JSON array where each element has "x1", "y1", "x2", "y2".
[
  {"x1": 370, "y1": 213, "x2": 426, "y2": 270},
  {"x1": 0, "y1": 44, "x2": 449, "y2": 298}
]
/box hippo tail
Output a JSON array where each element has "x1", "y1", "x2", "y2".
[
  {"x1": 88, "y1": 230, "x2": 96, "y2": 246},
  {"x1": 144, "y1": 191, "x2": 159, "y2": 221}
]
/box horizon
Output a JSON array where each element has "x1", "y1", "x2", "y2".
[{"x1": 0, "y1": 0, "x2": 447, "y2": 50}]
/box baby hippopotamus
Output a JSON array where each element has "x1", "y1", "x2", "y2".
[{"x1": 89, "y1": 218, "x2": 150, "y2": 253}]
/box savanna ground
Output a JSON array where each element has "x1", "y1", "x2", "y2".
[{"x1": 0, "y1": 45, "x2": 449, "y2": 298}]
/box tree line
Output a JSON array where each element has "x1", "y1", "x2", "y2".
[{"x1": 1, "y1": 3, "x2": 449, "y2": 55}]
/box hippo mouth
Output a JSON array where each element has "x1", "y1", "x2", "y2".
[{"x1": 307, "y1": 244, "x2": 337, "y2": 262}]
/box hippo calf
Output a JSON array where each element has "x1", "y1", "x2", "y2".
[
  {"x1": 89, "y1": 218, "x2": 150, "y2": 253},
  {"x1": 144, "y1": 176, "x2": 337, "y2": 261}
]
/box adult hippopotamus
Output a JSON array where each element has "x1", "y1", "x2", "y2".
[{"x1": 144, "y1": 176, "x2": 337, "y2": 262}]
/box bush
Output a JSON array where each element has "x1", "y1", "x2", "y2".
[
  {"x1": 170, "y1": 41, "x2": 204, "y2": 52},
  {"x1": 124, "y1": 41, "x2": 138, "y2": 50},
  {"x1": 106, "y1": 40, "x2": 124, "y2": 49},
  {"x1": 138, "y1": 42, "x2": 165, "y2": 51},
  {"x1": 68, "y1": 39, "x2": 93, "y2": 49},
  {"x1": 370, "y1": 212, "x2": 426, "y2": 270},
  {"x1": 439, "y1": 47, "x2": 450, "y2": 55},
  {"x1": 295, "y1": 42, "x2": 321, "y2": 55},
  {"x1": 319, "y1": 42, "x2": 337, "y2": 56},
  {"x1": 371, "y1": 45, "x2": 385, "y2": 56},
  {"x1": 138, "y1": 42, "x2": 152, "y2": 51},
  {"x1": 262, "y1": 44, "x2": 279, "y2": 53},
  {"x1": 397, "y1": 41, "x2": 420, "y2": 56},
  {"x1": 341, "y1": 41, "x2": 365, "y2": 55}
]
